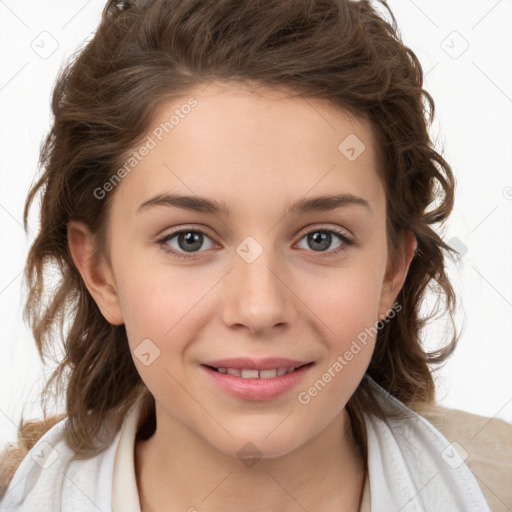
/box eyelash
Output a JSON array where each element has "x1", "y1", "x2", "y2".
[{"x1": 156, "y1": 226, "x2": 355, "y2": 261}]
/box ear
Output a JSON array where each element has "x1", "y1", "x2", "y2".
[
  {"x1": 67, "y1": 220, "x2": 124, "y2": 325},
  {"x1": 377, "y1": 230, "x2": 417, "y2": 319}
]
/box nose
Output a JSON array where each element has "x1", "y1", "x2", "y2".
[{"x1": 221, "y1": 241, "x2": 298, "y2": 336}]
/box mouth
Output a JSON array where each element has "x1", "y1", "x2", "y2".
[
  {"x1": 199, "y1": 360, "x2": 315, "y2": 401},
  {"x1": 202, "y1": 362, "x2": 313, "y2": 379}
]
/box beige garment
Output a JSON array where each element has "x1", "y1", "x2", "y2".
[{"x1": 413, "y1": 402, "x2": 512, "y2": 512}]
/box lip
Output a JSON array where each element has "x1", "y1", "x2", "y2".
[{"x1": 200, "y1": 358, "x2": 314, "y2": 401}]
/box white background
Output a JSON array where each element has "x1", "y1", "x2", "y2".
[{"x1": 0, "y1": 0, "x2": 511, "y2": 448}]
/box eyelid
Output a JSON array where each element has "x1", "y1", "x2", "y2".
[
  {"x1": 296, "y1": 223, "x2": 353, "y2": 240},
  {"x1": 293, "y1": 225, "x2": 355, "y2": 258}
]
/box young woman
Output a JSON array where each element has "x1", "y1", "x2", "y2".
[{"x1": 1, "y1": 0, "x2": 509, "y2": 510}]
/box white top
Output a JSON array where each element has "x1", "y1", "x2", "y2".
[{"x1": 0, "y1": 377, "x2": 491, "y2": 512}]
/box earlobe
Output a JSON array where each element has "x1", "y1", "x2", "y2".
[
  {"x1": 378, "y1": 230, "x2": 417, "y2": 318},
  {"x1": 67, "y1": 220, "x2": 124, "y2": 325}
]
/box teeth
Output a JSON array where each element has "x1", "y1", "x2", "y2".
[
  {"x1": 241, "y1": 369, "x2": 260, "y2": 379},
  {"x1": 216, "y1": 366, "x2": 299, "y2": 378},
  {"x1": 259, "y1": 369, "x2": 278, "y2": 378}
]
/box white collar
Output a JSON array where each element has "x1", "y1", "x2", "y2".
[{"x1": 363, "y1": 376, "x2": 490, "y2": 511}]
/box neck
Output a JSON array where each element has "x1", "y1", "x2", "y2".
[{"x1": 135, "y1": 406, "x2": 366, "y2": 512}]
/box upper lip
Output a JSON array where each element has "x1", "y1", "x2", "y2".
[{"x1": 201, "y1": 357, "x2": 312, "y2": 370}]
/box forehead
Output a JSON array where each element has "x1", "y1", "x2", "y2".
[{"x1": 111, "y1": 82, "x2": 384, "y2": 219}]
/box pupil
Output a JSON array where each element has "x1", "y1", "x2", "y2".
[
  {"x1": 179, "y1": 232, "x2": 203, "y2": 252},
  {"x1": 309, "y1": 231, "x2": 330, "y2": 251}
]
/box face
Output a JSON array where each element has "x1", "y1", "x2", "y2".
[{"x1": 79, "y1": 82, "x2": 408, "y2": 460}]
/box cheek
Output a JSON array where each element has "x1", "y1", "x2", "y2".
[
  {"x1": 114, "y1": 263, "x2": 215, "y2": 386},
  {"x1": 116, "y1": 269, "x2": 195, "y2": 399},
  {"x1": 300, "y1": 259, "x2": 385, "y2": 340},
  {"x1": 115, "y1": 257, "x2": 201, "y2": 335},
  {"x1": 294, "y1": 268, "x2": 382, "y2": 416}
]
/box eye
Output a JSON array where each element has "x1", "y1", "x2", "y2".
[
  {"x1": 295, "y1": 227, "x2": 354, "y2": 256},
  {"x1": 157, "y1": 229, "x2": 215, "y2": 259},
  {"x1": 156, "y1": 226, "x2": 355, "y2": 261}
]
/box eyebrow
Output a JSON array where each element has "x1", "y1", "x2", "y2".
[{"x1": 137, "y1": 192, "x2": 372, "y2": 216}]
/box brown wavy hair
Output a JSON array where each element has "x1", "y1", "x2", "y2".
[{"x1": 1, "y1": 0, "x2": 461, "y2": 495}]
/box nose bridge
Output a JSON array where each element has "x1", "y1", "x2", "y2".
[{"x1": 221, "y1": 234, "x2": 296, "y2": 334}]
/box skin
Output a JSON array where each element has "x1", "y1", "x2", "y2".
[{"x1": 68, "y1": 82, "x2": 416, "y2": 512}]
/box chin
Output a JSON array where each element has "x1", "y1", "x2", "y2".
[{"x1": 205, "y1": 427, "x2": 309, "y2": 463}]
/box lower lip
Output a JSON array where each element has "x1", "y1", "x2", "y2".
[{"x1": 200, "y1": 364, "x2": 313, "y2": 401}]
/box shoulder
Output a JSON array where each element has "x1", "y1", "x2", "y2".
[
  {"x1": 412, "y1": 401, "x2": 512, "y2": 512},
  {"x1": 362, "y1": 377, "x2": 494, "y2": 511},
  {"x1": 0, "y1": 414, "x2": 66, "y2": 499},
  {"x1": 0, "y1": 417, "x2": 122, "y2": 512},
  {"x1": 0, "y1": 417, "x2": 71, "y2": 510}
]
